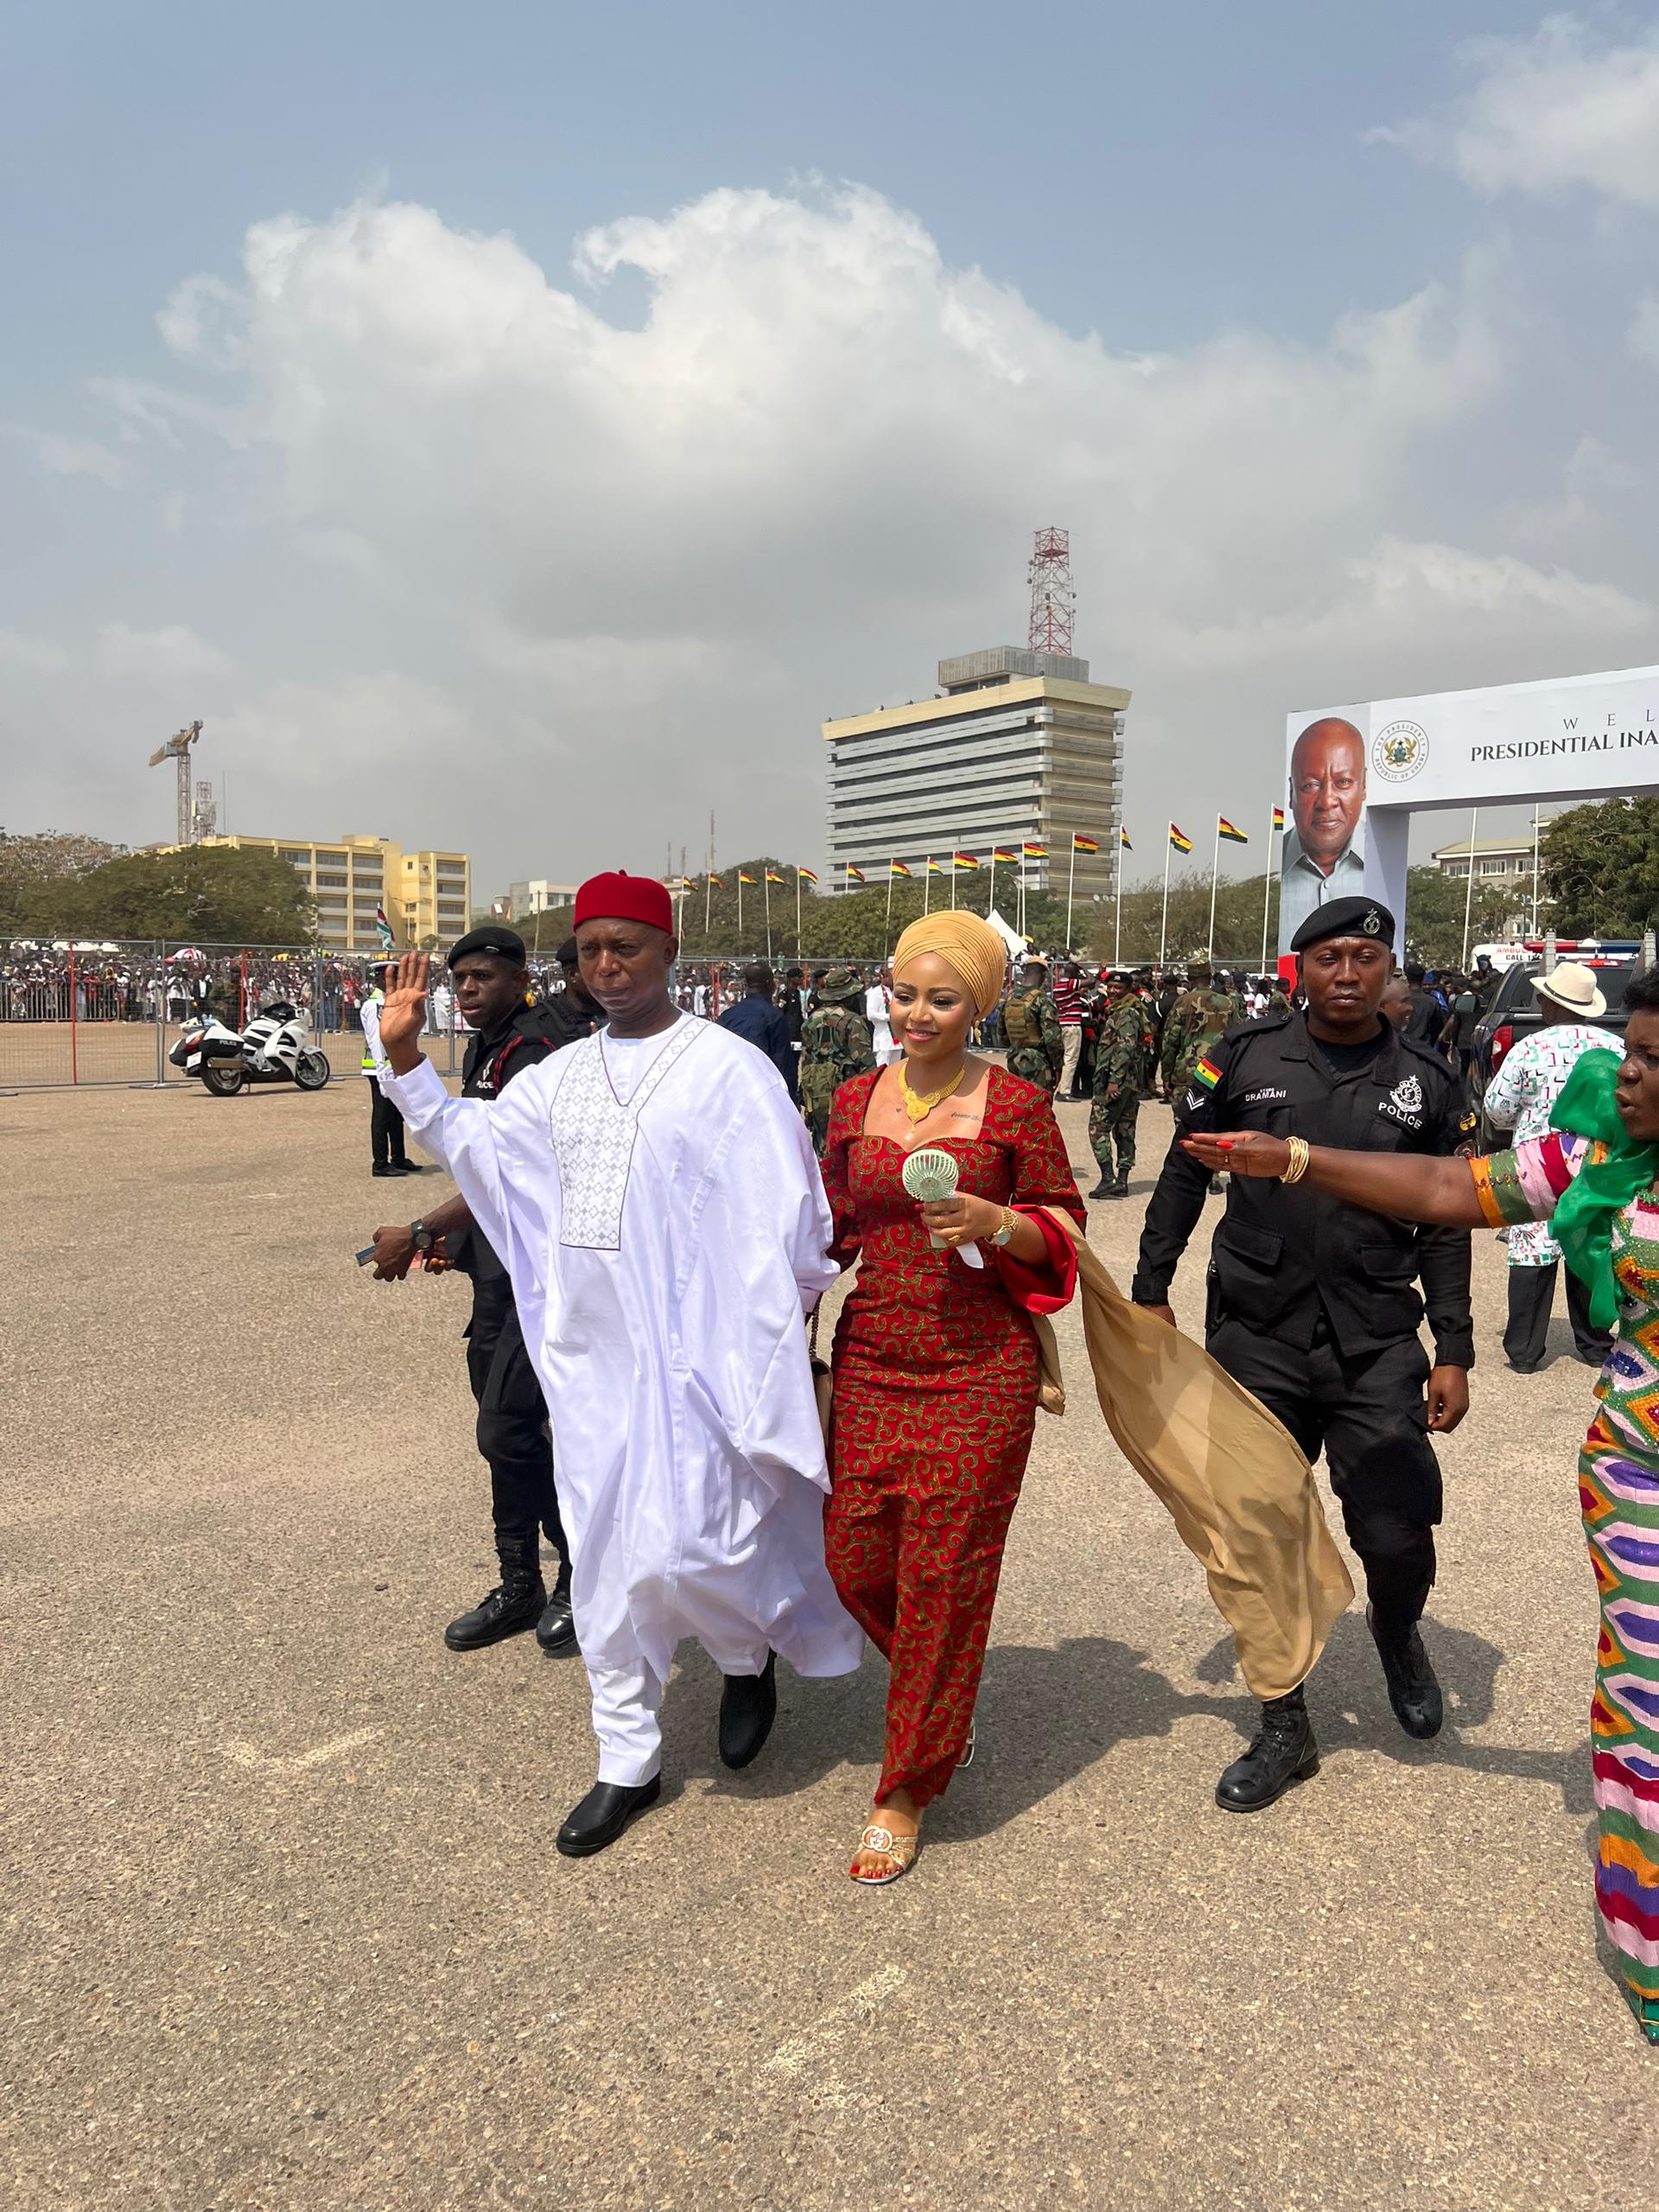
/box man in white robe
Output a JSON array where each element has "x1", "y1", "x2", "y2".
[{"x1": 376, "y1": 871, "x2": 861, "y2": 1856}]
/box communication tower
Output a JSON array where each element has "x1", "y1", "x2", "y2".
[{"x1": 1027, "y1": 527, "x2": 1075, "y2": 658}]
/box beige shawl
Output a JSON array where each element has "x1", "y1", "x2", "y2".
[{"x1": 1037, "y1": 1215, "x2": 1353, "y2": 1700}]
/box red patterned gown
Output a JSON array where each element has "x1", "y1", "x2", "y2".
[{"x1": 820, "y1": 1065, "x2": 1085, "y2": 1808}]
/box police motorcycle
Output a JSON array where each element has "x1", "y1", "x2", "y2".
[{"x1": 169, "y1": 999, "x2": 331, "y2": 1096}]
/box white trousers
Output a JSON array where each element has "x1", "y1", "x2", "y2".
[
  {"x1": 1059, "y1": 1023, "x2": 1083, "y2": 1095},
  {"x1": 586, "y1": 1639, "x2": 772, "y2": 1786}
]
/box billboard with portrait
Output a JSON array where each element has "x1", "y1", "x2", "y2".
[
  {"x1": 1280, "y1": 663, "x2": 1659, "y2": 957},
  {"x1": 1277, "y1": 708, "x2": 1369, "y2": 954}
]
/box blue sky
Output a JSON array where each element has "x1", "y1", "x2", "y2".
[{"x1": 5, "y1": 3, "x2": 1659, "y2": 898}]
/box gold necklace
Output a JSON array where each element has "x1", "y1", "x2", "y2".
[{"x1": 898, "y1": 1059, "x2": 966, "y2": 1124}]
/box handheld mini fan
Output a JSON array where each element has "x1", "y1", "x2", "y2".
[{"x1": 900, "y1": 1147, "x2": 984, "y2": 1269}]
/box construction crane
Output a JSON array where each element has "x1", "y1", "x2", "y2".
[{"x1": 148, "y1": 721, "x2": 204, "y2": 845}]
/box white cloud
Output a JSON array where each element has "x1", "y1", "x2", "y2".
[
  {"x1": 1385, "y1": 13, "x2": 1659, "y2": 208},
  {"x1": 1, "y1": 418, "x2": 123, "y2": 485},
  {"x1": 19, "y1": 178, "x2": 1649, "y2": 883},
  {"x1": 95, "y1": 622, "x2": 234, "y2": 680},
  {"x1": 0, "y1": 629, "x2": 69, "y2": 674}
]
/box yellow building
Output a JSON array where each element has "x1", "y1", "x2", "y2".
[{"x1": 189, "y1": 834, "x2": 471, "y2": 952}]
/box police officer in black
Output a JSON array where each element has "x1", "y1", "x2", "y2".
[
  {"x1": 369, "y1": 926, "x2": 599, "y2": 1656},
  {"x1": 540, "y1": 935, "x2": 605, "y2": 1049},
  {"x1": 1132, "y1": 898, "x2": 1473, "y2": 1810}
]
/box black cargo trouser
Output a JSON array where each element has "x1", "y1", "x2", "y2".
[
  {"x1": 464, "y1": 1271, "x2": 567, "y2": 1571},
  {"x1": 1208, "y1": 1313, "x2": 1441, "y2": 1628},
  {"x1": 370, "y1": 1079, "x2": 408, "y2": 1166},
  {"x1": 1503, "y1": 1261, "x2": 1613, "y2": 1371}
]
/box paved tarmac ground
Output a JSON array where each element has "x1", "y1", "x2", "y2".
[{"x1": 4, "y1": 1074, "x2": 1652, "y2": 2211}]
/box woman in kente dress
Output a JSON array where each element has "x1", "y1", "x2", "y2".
[
  {"x1": 819, "y1": 912, "x2": 1085, "y2": 1884},
  {"x1": 1183, "y1": 967, "x2": 1659, "y2": 2043}
]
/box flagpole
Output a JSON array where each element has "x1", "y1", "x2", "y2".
[
  {"x1": 1065, "y1": 834, "x2": 1077, "y2": 953},
  {"x1": 796, "y1": 867, "x2": 803, "y2": 960},
  {"x1": 887, "y1": 862, "x2": 895, "y2": 932},
  {"x1": 704, "y1": 869, "x2": 713, "y2": 944},
  {"x1": 925, "y1": 858, "x2": 932, "y2": 918},
  {"x1": 764, "y1": 871, "x2": 772, "y2": 964},
  {"x1": 1206, "y1": 817, "x2": 1221, "y2": 959},
  {"x1": 987, "y1": 850, "x2": 996, "y2": 920},
  {"x1": 737, "y1": 872, "x2": 743, "y2": 946},
  {"x1": 950, "y1": 845, "x2": 957, "y2": 912},
  {"x1": 1260, "y1": 803, "x2": 1275, "y2": 975},
  {"x1": 1113, "y1": 840, "x2": 1123, "y2": 967},
  {"x1": 1160, "y1": 832, "x2": 1172, "y2": 967},
  {"x1": 1460, "y1": 808, "x2": 1479, "y2": 969}
]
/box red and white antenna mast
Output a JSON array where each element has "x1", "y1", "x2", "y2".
[{"x1": 1027, "y1": 526, "x2": 1075, "y2": 657}]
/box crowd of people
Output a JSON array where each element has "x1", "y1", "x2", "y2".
[{"x1": 353, "y1": 879, "x2": 1657, "y2": 2049}]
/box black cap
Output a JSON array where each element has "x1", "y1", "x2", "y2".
[
  {"x1": 448, "y1": 925, "x2": 527, "y2": 968},
  {"x1": 556, "y1": 936, "x2": 579, "y2": 965},
  {"x1": 1290, "y1": 897, "x2": 1395, "y2": 955}
]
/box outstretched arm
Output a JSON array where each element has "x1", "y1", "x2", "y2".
[{"x1": 1180, "y1": 1128, "x2": 1484, "y2": 1227}]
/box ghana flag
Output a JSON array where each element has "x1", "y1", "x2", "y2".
[
  {"x1": 1022, "y1": 841, "x2": 1047, "y2": 858},
  {"x1": 1218, "y1": 815, "x2": 1249, "y2": 844},
  {"x1": 1169, "y1": 823, "x2": 1192, "y2": 854},
  {"x1": 952, "y1": 851, "x2": 978, "y2": 869},
  {"x1": 991, "y1": 846, "x2": 1019, "y2": 864},
  {"x1": 890, "y1": 860, "x2": 912, "y2": 878},
  {"x1": 797, "y1": 865, "x2": 818, "y2": 884},
  {"x1": 926, "y1": 858, "x2": 947, "y2": 875},
  {"x1": 1272, "y1": 806, "x2": 1285, "y2": 832},
  {"x1": 1120, "y1": 827, "x2": 1132, "y2": 850},
  {"x1": 1072, "y1": 832, "x2": 1099, "y2": 854},
  {"x1": 1194, "y1": 1053, "x2": 1223, "y2": 1091},
  {"x1": 845, "y1": 863, "x2": 866, "y2": 883},
  {"x1": 765, "y1": 868, "x2": 785, "y2": 884},
  {"x1": 737, "y1": 869, "x2": 757, "y2": 885}
]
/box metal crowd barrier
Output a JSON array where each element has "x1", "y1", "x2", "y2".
[{"x1": 0, "y1": 938, "x2": 468, "y2": 1091}]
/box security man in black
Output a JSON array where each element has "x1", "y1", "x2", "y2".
[
  {"x1": 370, "y1": 925, "x2": 599, "y2": 1656},
  {"x1": 1132, "y1": 897, "x2": 1473, "y2": 1811}
]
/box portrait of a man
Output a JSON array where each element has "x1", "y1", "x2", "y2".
[{"x1": 1278, "y1": 715, "x2": 1368, "y2": 950}]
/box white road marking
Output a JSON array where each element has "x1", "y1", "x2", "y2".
[
  {"x1": 221, "y1": 1726, "x2": 379, "y2": 1774},
  {"x1": 763, "y1": 1962, "x2": 907, "y2": 2107}
]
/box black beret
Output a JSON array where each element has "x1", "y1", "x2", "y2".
[
  {"x1": 1290, "y1": 897, "x2": 1395, "y2": 955},
  {"x1": 556, "y1": 937, "x2": 579, "y2": 965},
  {"x1": 448, "y1": 925, "x2": 527, "y2": 968}
]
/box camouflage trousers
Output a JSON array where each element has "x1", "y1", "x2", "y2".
[
  {"x1": 1089, "y1": 1090, "x2": 1138, "y2": 1178},
  {"x1": 806, "y1": 1109, "x2": 831, "y2": 1157},
  {"x1": 1006, "y1": 1047, "x2": 1058, "y2": 1095}
]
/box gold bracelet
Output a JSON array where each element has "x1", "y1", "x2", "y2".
[
  {"x1": 1281, "y1": 1135, "x2": 1312, "y2": 1185},
  {"x1": 989, "y1": 1206, "x2": 1018, "y2": 1247}
]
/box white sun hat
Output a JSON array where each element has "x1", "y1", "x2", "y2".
[{"x1": 1533, "y1": 961, "x2": 1607, "y2": 1020}]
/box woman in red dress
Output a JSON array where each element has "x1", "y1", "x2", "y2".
[{"x1": 820, "y1": 913, "x2": 1085, "y2": 1883}]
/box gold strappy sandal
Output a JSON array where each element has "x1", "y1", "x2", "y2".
[{"x1": 850, "y1": 1821, "x2": 919, "y2": 1885}]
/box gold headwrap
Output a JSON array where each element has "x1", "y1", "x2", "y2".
[{"x1": 892, "y1": 912, "x2": 1007, "y2": 1020}]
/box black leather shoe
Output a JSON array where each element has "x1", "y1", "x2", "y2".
[
  {"x1": 718, "y1": 1652, "x2": 777, "y2": 1770},
  {"x1": 1215, "y1": 1692, "x2": 1319, "y2": 1811},
  {"x1": 1369, "y1": 1607, "x2": 1444, "y2": 1739},
  {"x1": 1104, "y1": 1173, "x2": 1130, "y2": 1199},
  {"x1": 372, "y1": 1162, "x2": 407, "y2": 1177},
  {"x1": 536, "y1": 1567, "x2": 577, "y2": 1655},
  {"x1": 443, "y1": 1573, "x2": 547, "y2": 1652},
  {"x1": 395, "y1": 1160, "x2": 424, "y2": 1173},
  {"x1": 556, "y1": 1776, "x2": 662, "y2": 1858}
]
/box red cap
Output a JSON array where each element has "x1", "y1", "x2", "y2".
[{"x1": 572, "y1": 870, "x2": 674, "y2": 935}]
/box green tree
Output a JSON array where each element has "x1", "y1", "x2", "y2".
[
  {"x1": 1541, "y1": 798, "x2": 1659, "y2": 936},
  {"x1": 1396, "y1": 865, "x2": 1514, "y2": 969},
  {"x1": 0, "y1": 828, "x2": 128, "y2": 932},
  {"x1": 23, "y1": 844, "x2": 317, "y2": 945}
]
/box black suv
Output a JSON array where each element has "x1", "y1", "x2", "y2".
[{"x1": 1471, "y1": 957, "x2": 1638, "y2": 1131}]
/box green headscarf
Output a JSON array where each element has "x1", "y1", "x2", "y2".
[{"x1": 1548, "y1": 1047, "x2": 1659, "y2": 1332}]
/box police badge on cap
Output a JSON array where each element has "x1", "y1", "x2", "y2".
[{"x1": 1289, "y1": 897, "x2": 1396, "y2": 955}]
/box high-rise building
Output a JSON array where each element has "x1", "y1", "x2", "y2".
[
  {"x1": 823, "y1": 647, "x2": 1128, "y2": 898},
  {"x1": 179, "y1": 833, "x2": 471, "y2": 952}
]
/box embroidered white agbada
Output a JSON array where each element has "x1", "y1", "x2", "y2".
[{"x1": 382, "y1": 1013, "x2": 861, "y2": 1783}]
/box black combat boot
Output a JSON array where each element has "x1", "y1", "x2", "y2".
[
  {"x1": 1104, "y1": 1168, "x2": 1131, "y2": 1199},
  {"x1": 443, "y1": 1536, "x2": 547, "y2": 1652},
  {"x1": 1088, "y1": 1174, "x2": 1115, "y2": 1198},
  {"x1": 1215, "y1": 1688, "x2": 1319, "y2": 1812},
  {"x1": 536, "y1": 1558, "x2": 578, "y2": 1655},
  {"x1": 1368, "y1": 1607, "x2": 1444, "y2": 1739}
]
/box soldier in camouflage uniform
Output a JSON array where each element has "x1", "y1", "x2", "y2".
[
  {"x1": 1159, "y1": 961, "x2": 1244, "y2": 1096},
  {"x1": 1001, "y1": 957, "x2": 1065, "y2": 1096},
  {"x1": 798, "y1": 965, "x2": 876, "y2": 1154},
  {"x1": 1088, "y1": 973, "x2": 1147, "y2": 1198}
]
